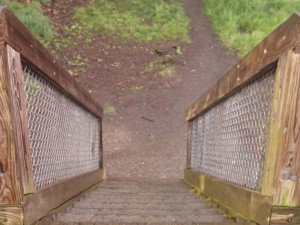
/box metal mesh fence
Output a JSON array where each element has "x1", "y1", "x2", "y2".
[
  {"x1": 22, "y1": 63, "x2": 100, "y2": 190},
  {"x1": 190, "y1": 68, "x2": 275, "y2": 190}
]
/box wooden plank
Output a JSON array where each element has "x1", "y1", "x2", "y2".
[
  {"x1": 99, "y1": 119, "x2": 103, "y2": 169},
  {"x1": 184, "y1": 168, "x2": 201, "y2": 191},
  {"x1": 0, "y1": 48, "x2": 23, "y2": 204},
  {"x1": 186, "y1": 13, "x2": 300, "y2": 121},
  {"x1": 5, "y1": 45, "x2": 35, "y2": 194},
  {"x1": 270, "y1": 207, "x2": 300, "y2": 224},
  {"x1": 261, "y1": 50, "x2": 294, "y2": 196},
  {"x1": 24, "y1": 169, "x2": 104, "y2": 225},
  {"x1": 34, "y1": 181, "x2": 106, "y2": 225},
  {"x1": 186, "y1": 122, "x2": 192, "y2": 169},
  {"x1": 0, "y1": 205, "x2": 23, "y2": 225},
  {"x1": 272, "y1": 51, "x2": 300, "y2": 206},
  {"x1": 184, "y1": 169, "x2": 272, "y2": 225},
  {"x1": 2, "y1": 9, "x2": 103, "y2": 119}
]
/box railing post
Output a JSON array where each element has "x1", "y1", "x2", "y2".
[
  {"x1": 271, "y1": 50, "x2": 300, "y2": 207},
  {"x1": 5, "y1": 45, "x2": 35, "y2": 194},
  {"x1": 0, "y1": 45, "x2": 24, "y2": 224}
]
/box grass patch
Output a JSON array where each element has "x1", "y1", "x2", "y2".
[
  {"x1": 1, "y1": 0, "x2": 54, "y2": 46},
  {"x1": 203, "y1": 0, "x2": 300, "y2": 57},
  {"x1": 104, "y1": 104, "x2": 117, "y2": 115},
  {"x1": 130, "y1": 85, "x2": 144, "y2": 92},
  {"x1": 74, "y1": 0, "x2": 190, "y2": 43},
  {"x1": 145, "y1": 58, "x2": 175, "y2": 77}
]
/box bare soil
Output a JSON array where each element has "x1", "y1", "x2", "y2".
[{"x1": 47, "y1": 0, "x2": 236, "y2": 179}]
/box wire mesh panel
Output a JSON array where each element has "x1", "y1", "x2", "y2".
[
  {"x1": 22, "y1": 63, "x2": 100, "y2": 190},
  {"x1": 190, "y1": 68, "x2": 275, "y2": 190}
]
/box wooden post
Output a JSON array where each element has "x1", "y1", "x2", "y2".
[
  {"x1": 186, "y1": 121, "x2": 192, "y2": 169},
  {"x1": 261, "y1": 50, "x2": 295, "y2": 196},
  {"x1": 5, "y1": 45, "x2": 35, "y2": 194},
  {"x1": 270, "y1": 50, "x2": 300, "y2": 206},
  {"x1": 99, "y1": 118, "x2": 103, "y2": 169},
  {"x1": 0, "y1": 46, "x2": 24, "y2": 224}
]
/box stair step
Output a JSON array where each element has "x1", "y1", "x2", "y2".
[{"x1": 51, "y1": 180, "x2": 227, "y2": 224}]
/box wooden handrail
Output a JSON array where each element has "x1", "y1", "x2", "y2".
[
  {"x1": 0, "y1": 8, "x2": 105, "y2": 225},
  {"x1": 185, "y1": 13, "x2": 300, "y2": 225}
]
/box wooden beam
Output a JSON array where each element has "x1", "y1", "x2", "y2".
[
  {"x1": 271, "y1": 50, "x2": 300, "y2": 206},
  {"x1": 1, "y1": 9, "x2": 103, "y2": 119},
  {"x1": 261, "y1": 50, "x2": 295, "y2": 196},
  {"x1": 99, "y1": 119, "x2": 103, "y2": 169},
  {"x1": 184, "y1": 169, "x2": 272, "y2": 225},
  {"x1": 34, "y1": 181, "x2": 106, "y2": 225},
  {"x1": 270, "y1": 207, "x2": 300, "y2": 224},
  {"x1": 186, "y1": 121, "x2": 192, "y2": 169},
  {"x1": 24, "y1": 169, "x2": 104, "y2": 225},
  {"x1": 0, "y1": 48, "x2": 23, "y2": 204},
  {"x1": 186, "y1": 13, "x2": 300, "y2": 121},
  {"x1": 0, "y1": 205, "x2": 23, "y2": 225},
  {"x1": 5, "y1": 45, "x2": 35, "y2": 194}
]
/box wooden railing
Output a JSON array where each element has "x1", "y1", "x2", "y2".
[
  {"x1": 185, "y1": 13, "x2": 300, "y2": 225},
  {"x1": 0, "y1": 9, "x2": 104, "y2": 225}
]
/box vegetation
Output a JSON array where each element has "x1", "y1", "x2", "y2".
[
  {"x1": 74, "y1": 0, "x2": 190, "y2": 43},
  {"x1": 203, "y1": 0, "x2": 300, "y2": 57},
  {"x1": 104, "y1": 104, "x2": 117, "y2": 115},
  {"x1": 0, "y1": 0, "x2": 54, "y2": 45}
]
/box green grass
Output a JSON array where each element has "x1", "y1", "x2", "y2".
[
  {"x1": 0, "y1": 0, "x2": 54, "y2": 46},
  {"x1": 203, "y1": 0, "x2": 300, "y2": 57},
  {"x1": 104, "y1": 104, "x2": 117, "y2": 115},
  {"x1": 74, "y1": 0, "x2": 190, "y2": 43}
]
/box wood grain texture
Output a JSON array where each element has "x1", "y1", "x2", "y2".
[
  {"x1": 99, "y1": 119, "x2": 103, "y2": 169},
  {"x1": 261, "y1": 51, "x2": 294, "y2": 196},
  {"x1": 2, "y1": 9, "x2": 103, "y2": 119},
  {"x1": 24, "y1": 169, "x2": 104, "y2": 225},
  {"x1": 6, "y1": 45, "x2": 35, "y2": 194},
  {"x1": 270, "y1": 207, "x2": 300, "y2": 224},
  {"x1": 272, "y1": 51, "x2": 300, "y2": 206},
  {"x1": 184, "y1": 169, "x2": 272, "y2": 225},
  {"x1": 34, "y1": 181, "x2": 106, "y2": 225},
  {"x1": 0, "y1": 49, "x2": 22, "y2": 204},
  {"x1": 186, "y1": 122, "x2": 192, "y2": 169},
  {"x1": 186, "y1": 13, "x2": 300, "y2": 121},
  {"x1": 0, "y1": 206, "x2": 23, "y2": 225}
]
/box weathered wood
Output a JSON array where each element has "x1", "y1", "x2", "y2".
[
  {"x1": 6, "y1": 45, "x2": 35, "y2": 194},
  {"x1": 271, "y1": 50, "x2": 300, "y2": 206},
  {"x1": 0, "y1": 205, "x2": 23, "y2": 225},
  {"x1": 24, "y1": 169, "x2": 104, "y2": 225},
  {"x1": 186, "y1": 122, "x2": 192, "y2": 169},
  {"x1": 184, "y1": 169, "x2": 272, "y2": 225},
  {"x1": 186, "y1": 13, "x2": 300, "y2": 121},
  {"x1": 34, "y1": 181, "x2": 106, "y2": 225},
  {"x1": 2, "y1": 9, "x2": 103, "y2": 119},
  {"x1": 270, "y1": 207, "x2": 300, "y2": 224},
  {"x1": 0, "y1": 49, "x2": 23, "y2": 204},
  {"x1": 261, "y1": 50, "x2": 295, "y2": 196},
  {"x1": 99, "y1": 119, "x2": 103, "y2": 169}
]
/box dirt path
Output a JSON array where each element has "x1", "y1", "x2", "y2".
[
  {"x1": 102, "y1": 0, "x2": 236, "y2": 179},
  {"x1": 49, "y1": 0, "x2": 236, "y2": 179}
]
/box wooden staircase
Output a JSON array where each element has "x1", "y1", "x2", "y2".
[{"x1": 37, "y1": 180, "x2": 228, "y2": 225}]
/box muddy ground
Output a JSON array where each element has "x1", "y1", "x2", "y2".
[{"x1": 47, "y1": 0, "x2": 237, "y2": 179}]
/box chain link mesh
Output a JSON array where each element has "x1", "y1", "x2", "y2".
[
  {"x1": 190, "y1": 68, "x2": 275, "y2": 190},
  {"x1": 22, "y1": 63, "x2": 100, "y2": 190}
]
